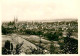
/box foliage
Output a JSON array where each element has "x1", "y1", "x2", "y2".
[
  {"x1": 44, "y1": 31, "x2": 62, "y2": 41},
  {"x1": 2, "y1": 26, "x2": 6, "y2": 34},
  {"x1": 63, "y1": 37, "x2": 78, "y2": 54},
  {"x1": 2, "y1": 40, "x2": 24, "y2": 55},
  {"x1": 2, "y1": 40, "x2": 13, "y2": 54},
  {"x1": 2, "y1": 26, "x2": 15, "y2": 35},
  {"x1": 25, "y1": 29, "x2": 43, "y2": 36},
  {"x1": 50, "y1": 42, "x2": 55, "y2": 54},
  {"x1": 15, "y1": 42, "x2": 24, "y2": 54}
]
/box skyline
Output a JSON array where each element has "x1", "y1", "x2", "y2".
[
  {"x1": 2, "y1": 18, "x2": 78, "y2": 22},
  {"x1": 1, "y1": 0, "x2": 79, "y2": 22}
]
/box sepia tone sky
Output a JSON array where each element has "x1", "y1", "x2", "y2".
[{"x1": 1, "y1": 0, "x2": 80, "y2": 22}]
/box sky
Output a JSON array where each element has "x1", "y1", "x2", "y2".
[{"x1": 1, "y1": 0, "x2": 80, "y2": 22}]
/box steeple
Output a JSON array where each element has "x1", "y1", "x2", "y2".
[
  {"x1": 14, "y1": 16, "x2": 18, "y2": 32},
  {"x1": 14, "y1": 16, "x2": 18, "y2": 24}
]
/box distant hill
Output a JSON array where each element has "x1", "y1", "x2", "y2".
[
  {"x1": 22, "y1": 18, "x2": 78, "y2": 22},
  {"x1": 2, "y1": 18, "x2": 78, "y2": 23}
]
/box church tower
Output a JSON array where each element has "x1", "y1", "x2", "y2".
[
  {"x1": 14, "y1": 17, "x2": 18, "y2": 32},
  {"x1": 14, "y1": 17, "x2": 18, "y2": 24}
]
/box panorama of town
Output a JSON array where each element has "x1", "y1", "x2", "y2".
[{"x1": 2, "y1": 18, "x2": 78, "y2": 54}]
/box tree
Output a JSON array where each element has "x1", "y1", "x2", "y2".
[
  {"x1": 63, "y1": 30, "x2": 78, "y2": 54},
  {"x1": 2, "y1": 40, "x2": 13, "y2": 54}
]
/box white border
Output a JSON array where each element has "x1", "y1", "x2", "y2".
[{"x1": 0, "y1": 0, "x2": 80, "y2": 56}]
